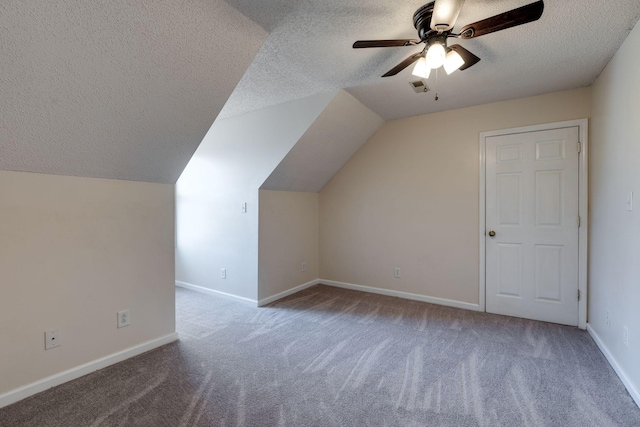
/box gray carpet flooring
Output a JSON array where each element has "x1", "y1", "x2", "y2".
[{"x1": 1, "y1": 284, "x2": 640, "y2": 426}]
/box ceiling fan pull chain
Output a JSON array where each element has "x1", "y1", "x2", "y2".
[{"x1": 435, "y1": 67, "x2": 439, "y2": 101}]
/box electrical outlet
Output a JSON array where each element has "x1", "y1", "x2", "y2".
[
  {"x1": 623, "y1": 326, "x2": 629, "y2": 347},
  {"x1": 302, "y1": 262, "x2": 307, "y2": 272},
  {"x1": 221, "y1": 268, "x2": 226, "y2": 279},
  {"x1": 394, "y1": 267, "x2": 401, "y2": 278},
  {"x1": 606, "y1": 310, "x2": 610, "y2": 327},
  {"x1": 117, "y1": 310, "x2": 130, "y2": 328},
  {"x1": 45, "y1": 329, "x2": 61, "y2": 350}
]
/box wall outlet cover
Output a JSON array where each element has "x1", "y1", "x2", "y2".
[{"x1": 117, "y1": 310, "x2": 131, "y2": 328}]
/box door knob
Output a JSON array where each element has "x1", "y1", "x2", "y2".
[{"x1": 488, "y1": 230, "x2": 496, "y2": 237}]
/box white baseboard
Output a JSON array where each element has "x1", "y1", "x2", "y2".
[
  {"x1": 177, "y1": 279, "x2": 480, "y2": 312},
  {"x1": 175, "y1": 281, "x2": 257, "y2": 304},
  {"x1": 320, "y1": 280, "x2": 481, "y2": 312},
  {"x1": 0, "y1": 332, "x2": 178, "y2": 409},
  {"x1": 257, "y1": 279, "x2": 321, "y2": 307},
  {"x1": 587, "y1": 324, "x2": 640, "y2": 408}
]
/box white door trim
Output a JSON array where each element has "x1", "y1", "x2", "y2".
[{"x1": 479, "y1": 119, "x2": 588, "y2": 329}]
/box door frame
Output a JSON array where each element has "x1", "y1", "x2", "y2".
[{"x1": 478, "y1": 119, "x2": 589, "y2": 329}]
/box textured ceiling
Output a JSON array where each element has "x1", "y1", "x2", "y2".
[
  {"x1": 261, "y1": 90, "x2": 384, "y2": 192},
  {"x1": 5, "y1": 0, "x2": 639, "y2": 184},
  {"x1": 221, "y1": 0, "x2": 640, "y2": 120},
  {"x1": 0, "y1": 0, "x2": 267, "y2": 183}
]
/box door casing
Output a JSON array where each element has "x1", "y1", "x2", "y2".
[{"x1": 479, "y1": 119, "x2": 588, "y2": 329}]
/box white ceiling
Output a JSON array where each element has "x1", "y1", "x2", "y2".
[
  {"x1": 0, "y1": 0, "x2": 266, "y2": 183},
  {"x1": 221, "y1": 0, "x2": 640, "y2": 121}
]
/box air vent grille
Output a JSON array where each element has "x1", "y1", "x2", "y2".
[{"x1": 409, "y1": 79, "x2": 430, "y2": 93}]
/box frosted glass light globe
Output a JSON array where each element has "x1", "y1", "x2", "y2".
[
  {"x1": 412, "y1": 57, "x2": 431, "y2": 78},
  {"x1": 444, "y1": 50, "x2": 465, "y2": 74},
  {"x1": 425, "y1": 43, "x2": 446, "y2": 69}
]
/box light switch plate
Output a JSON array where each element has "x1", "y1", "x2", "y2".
[
  {"x1": 45, "y1": 329, "x2": 61, "y2": 350},
  {"x1": 623, "y1": 326, "x2": 629, "y2": 347}
]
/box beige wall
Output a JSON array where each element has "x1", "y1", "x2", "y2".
[
  {"x1": 589, "y1": 20, "x2": 640, "y2": 397},
  {"x1": 0, "y1": 171, "x2": 175, "y2": 395},
  {"x1": 176, "y1": 92, "x2": 335, "y2": 301},
  {"x1": 319, "y1": 87, "x2": 591, "y2": 304},
  {"x1": 258, "y1": 190, "x2": 319, "y2": 301}
]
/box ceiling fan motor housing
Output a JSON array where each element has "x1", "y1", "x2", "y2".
[{"x1": 413, "y1": 2, "x2": 436, "y2": 40}]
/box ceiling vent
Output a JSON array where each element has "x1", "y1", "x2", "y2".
[{"x1": 409, "y1": 79, "x2": 430, "y2": 93}]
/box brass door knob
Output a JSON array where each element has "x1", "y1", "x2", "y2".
[{"x1": 488, "y1": 230, "x2": 496, "y2": 237}]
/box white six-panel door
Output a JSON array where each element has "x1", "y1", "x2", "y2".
[{"x1": 485, "y1": 127, "x2": 580, "y2": 326}]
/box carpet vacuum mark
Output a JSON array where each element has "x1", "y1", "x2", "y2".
[{"x1": 1, "y1": 285, "x2": 639, "y2": 426}]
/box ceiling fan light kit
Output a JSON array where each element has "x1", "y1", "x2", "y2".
[
  {"x1": 353, "y1": 0, "x2": 544, "y2": 78},
  {"x1": 413, "y1": 34, "x2": 466, "y2": 77},
  {"x1": 412, "y1": 46, "x2": 465, "y2": 78}
]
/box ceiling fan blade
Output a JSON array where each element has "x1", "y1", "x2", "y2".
[
  {"x1": 458, "y1": 0, "x2": 544, "y2": 39},
  {"x1": 382, "y1": 53, "x2": 423, "y2": 77},
  {"x1": 448, "y1": 44, "x2": 480, "y2": 70},
  {"x1": 431, "y1": 0, "x2": 465, "y2": 32},
  {"x1": 353, "y1": 39, "x2": 420, "y2": 48}
]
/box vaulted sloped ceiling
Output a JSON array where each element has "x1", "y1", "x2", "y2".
[
  {"x1": 220, "y1": 0, "x2": 640, "y2": 121},
  {"x1": 0, "y1": 0, "x2": 267, "y2": 184},
  {"x1": 261, "y1": 90, "x2": 384, "y2": 192}
]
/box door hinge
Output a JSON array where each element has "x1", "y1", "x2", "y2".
[
  {"x1": 577, "y1": 142, "x2": 582, "y2": 153},
  {"x1": 577, "y1": 216, "x2": 581, "y2": 227},
  {"x1": 578, "y1": 290, "x2": 581, "y2": 301}
]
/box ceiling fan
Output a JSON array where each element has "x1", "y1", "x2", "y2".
[{"x1": 353, "y1": 0, "x2": 544, "y2": 78}]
